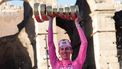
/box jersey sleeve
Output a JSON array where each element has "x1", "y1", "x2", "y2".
[
  {"x1": 75, "y1": 23, "x2": 88, "y2": 65},
  {"x1": 48, "y1": 20, "x2": 58, "y2": 68}
]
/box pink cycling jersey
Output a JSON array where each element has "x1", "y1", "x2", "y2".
[{"x1": 48, "y1": 20, "x2": 88, "y2": 69}]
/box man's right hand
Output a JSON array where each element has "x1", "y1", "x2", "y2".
[
  {"x1": 47, "y1": 16, "x2": 53, "y2": 22},
  {"x1": 75, "y1": 16, "x2": 82, "y2": 24}
]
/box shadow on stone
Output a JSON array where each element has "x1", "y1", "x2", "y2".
[
  {"x1": 113, "y1": 10, "x2": 122, "y2": 69},
  {"x1": 0, "y1": 1, "x2": 37, "y2": 69}
]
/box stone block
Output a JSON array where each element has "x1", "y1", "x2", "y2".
[
  {"x1": 94, "y1": 3, "x2": 115, "y2": 11},
  {"x1": 92, "y1": 13, "x2": 115, "y2": 33},
  {"x1": 95, "y1": 0, "x2": 114, "y2": 3},
  {"x1": 109, "y1": 62, "x2": 120, "y2": 69},
  {"x1": 36, "y1": 35, "x2": 48, "y2": 69},
  {"x1": 106, "y1": 56, "x2": 118, "y2": 63},
  {"x1": 37, "y1": 18, "x2": 57, "y2": 34},
  {"x1": 57, "y1": 26, "x2": 70, "y2": 42},
  {"x1": 97, "y1": 57, "x2": 119, "y2": 69},
  {"x1": 0, "y1": 10, "x2": 23, "y2": 37},
  {"x1": 100, "y1": 64, "x2": 109, "y2": 69},
  {"x1": 36, "y1": 34, "x2": 58, "y2": 69},
  {"x1": 96, "y1": 61, "x2": 109, "y2": 69},
  {"x1": 87, "y1": 0, "x2": 115, "y2": 12},
  {"x1": 100, "y1": 56, "x2": 118, "y2": 63},
  {"x1": 95, "y1": 54, "x2": 108, "y2": 69},
  {"x1": 93, "y1": 32, "x2": 116, "y2": 50},
  {"x1": 100, "y1": 50, "x2": 117, "y2": 57}
]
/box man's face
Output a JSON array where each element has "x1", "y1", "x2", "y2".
[{"x1": 59, "y1": 46, "x2": 72, "y2": 60}]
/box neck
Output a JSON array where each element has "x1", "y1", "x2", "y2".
[
  {"x1": 62, "y1": 59, "x2": 70, "y2": 61},
  {"x1": 61, "y1": 59, "x2": 71, "y2": 66}
]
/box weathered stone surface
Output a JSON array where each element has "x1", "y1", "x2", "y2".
[
  {"x1": 0, "y1": 2, "x2": 24, "y2": 37},
  {"x1": 87, "y1": 0, "x2": 115, "y2": 12},
  {"x1": 100, "y1": 56, "x2": 118, "y2": 63},
  {"x1": 36, "y1": 33, "x2": 58, "y2": 69},
  {"x1": 96, "y1": 58, "x2": 115, "y2": 69},
  {"x1": 57, "y1": 26, "x2": 70, "y2": 41},
  {"x1": 37, "y1": 19, "x2": 57, "y2": 34},
  {"x1": 99, "y1": 62, "x2": 109, "y2": 69},
  {"x1": 94, "y1": 3, "x2": 115, "y2": 11},
  {"x1": 36, "y1": 35, "x2": 48, "y2": 69},
  {"x1": 109, "y1": 62, "x2": 120, "y2": 69},
  {"x1": 100, "y1": 50, "x2": 117, "y2": 56},
  {"x1": 0, "y1": 1, "x2": 36, "y2": 69},
  {"x1": 89, "y1": 0, "x2": 121, "y2": 68},
  {"x1": 0, "y1": 11, "x2": 23, "y2": 37},
  {"x1": 95, "y1": 0, "x2": 114, "y2": 3},
  {"x1": 0, "y1": 0, "x2": 121, "y2": 69},
  {"x1": 91, "y1": 12, "x2": 115, "y2": 33},
  {"x1": 93, "y1": 32, "x2": 116, "y2": 50},
  {"x1": 0, "y1": 15, "x2": 35, "y2": 69}
]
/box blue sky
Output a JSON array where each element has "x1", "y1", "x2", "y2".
[
  {"x1": 115, "y1": 0, "x2": 122, "y2": 1},
  {"x1": 57, "y1": 0, "x2": 76, "y2": 6},
  {"x1": 8, "y1": 0, "x2": 122, "y2": 7},
  {"x1": 9, "y1": 0, "x2": 76, "y2": 6},
  {"x1": 9, "y1": 1, "x2": 23, "y2": 6}
]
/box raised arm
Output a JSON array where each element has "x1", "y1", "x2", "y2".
[
  {"x1": 48, "y1": 17, "x2": 58, "y2": 67},
  {"x1": 75, "y1": 17, "x2": 88, "y2": 65}
]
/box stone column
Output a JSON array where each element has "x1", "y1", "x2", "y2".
[
  {"x1": 35, "y1": 19, "x2": 58, "y2": 69},
  {"x1": 35, "y1": 19, "x2": 57, "y2": 69},
  {"x1": 88, "y1": 0, "x2": 120, "y2": 69},
  {"x1": 28, "y1": 0, "x2": 57, "y2": 68}
]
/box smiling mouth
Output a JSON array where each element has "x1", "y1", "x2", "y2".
[
  {"x1": 63, "y1": 54, "x2": 67, "y2": 56},
  {"x1": 63, "y1": 53, "x2": 68, "y2": 56}
]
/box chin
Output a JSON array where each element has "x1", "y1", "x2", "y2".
[
  {"x1": 64, "y1": 58, "x2": 70, "y2": 60},
  {"x1": 62, "y1": 57, "x2": 70, "y2": 60}
]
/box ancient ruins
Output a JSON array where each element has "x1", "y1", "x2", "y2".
[{"x1": 0, "y1": 0, "x2": 122, "y2": 69}]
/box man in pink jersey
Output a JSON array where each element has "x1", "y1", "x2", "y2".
[{"x1": 48, "y1": 16, "x2": 88, "y2": 69}]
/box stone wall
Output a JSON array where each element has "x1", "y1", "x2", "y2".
[
  {"x1": 87, "y1": 0, "x2": 120, "y2": 69},
  {"x1": 0, "y1": 1, "x2": 36, "y2": 69},
  {"x1": 0, "y1": 1, "x2": 23, "y2": 37},
  {"x1": 0, "y1": 0, "x2": 122, "y2": 69},
  {"x1": 33, "y1": 0, "x2": 57, "y2": 69}
]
